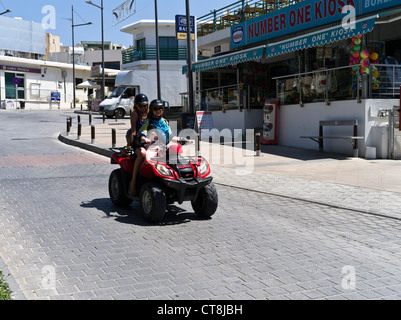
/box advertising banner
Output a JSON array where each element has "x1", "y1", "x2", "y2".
[{"x1": 231, "y1": 0, "x2": 401, "y2": 48}]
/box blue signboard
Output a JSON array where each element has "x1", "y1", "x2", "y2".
[
  {"x1": 51, "y1": 92, "x2": 60, "y2": 102},
  {"x1": 231, "y1": 0, "x2": 401, "y2": 48},
  {"x1": 175, "y1": 14, "x2": 195, "y2": 40}
]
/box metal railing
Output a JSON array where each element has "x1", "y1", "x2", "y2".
[
  {"x1": 369, "y1": 64, "x2": 401, "y2": 98},
  {"x1": 181, "y1": 83, "x2": 270, "y2": 112},
  {"x1": 122, "y1": 46, "x2": 188, "y2": 64},
  {"x1": 197, "y1": 0, "x2": 304, "y2": 37},
  {"x1": 273, "y1": 64, "x2": 401, "y2": 106}
]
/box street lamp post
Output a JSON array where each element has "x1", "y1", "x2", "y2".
[
  {"x1": 85, "y1": 0, "x2": 105, "y2": 101},
  {"x1": 71, "y1": 5, "x2": 92, "y2": 110},
  {"x1": 0, "y1": 9, "x2": 11, "y2": 16}
]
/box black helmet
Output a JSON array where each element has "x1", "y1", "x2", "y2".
[
  {"x1": 134, "y1": 93, "x2": 148, "y2": 106},
  {"x1": 150, "y1": 99, "x2": 164, "y2": 110}
]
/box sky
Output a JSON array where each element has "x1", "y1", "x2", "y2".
[{"x1": 0, "y1": 0, "x2": 232, "y2": 48}]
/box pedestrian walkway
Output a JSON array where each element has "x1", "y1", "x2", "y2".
[{"x1": 59, "y1": 112, "x2": 401, "y2": 220}]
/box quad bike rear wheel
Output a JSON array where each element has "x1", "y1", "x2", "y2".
[{"x1": 109, "y1": 169, "x2": 133, "y2": 206}]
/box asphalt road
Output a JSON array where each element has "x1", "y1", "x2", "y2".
[{"x1": 2, "y1": 109, "x2": 401, "y2": 303}]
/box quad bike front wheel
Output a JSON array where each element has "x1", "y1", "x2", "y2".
[
  {"x1": 109, "y1": 169, "x2": 133, "y2": 206},
  {"x1": 191, "y1": 182, "x2": 218, "y2": 219},
  {"x1": 139, "y1": 182, "x2": 166, "y2": 222}
]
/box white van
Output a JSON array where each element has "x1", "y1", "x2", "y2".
[{"x1": 98, "y1": 86, "x2": 139, "y2": 118}]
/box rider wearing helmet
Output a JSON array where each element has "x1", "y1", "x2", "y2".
[
  {"x1": 126, "y1": 93, "x2": 149, "y2": 148},
  {"x1": 138, "y1": 99, "x2": 172, "y2": 145},
  {"x1": 126, "y1": 93, "x2": 149, "y2": 196}
]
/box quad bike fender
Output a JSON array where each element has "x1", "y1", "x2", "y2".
[{"x1": 111, "y1": 153, "x2": 135, "y2": 174}]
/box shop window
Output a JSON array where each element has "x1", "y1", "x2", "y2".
[{"x1": 5, "y1": 72, "x2": 25, "y2": 100}]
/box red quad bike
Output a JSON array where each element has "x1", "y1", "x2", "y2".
[{"x1": 108, "y1": 139, "x2": 218, "y2": 222}]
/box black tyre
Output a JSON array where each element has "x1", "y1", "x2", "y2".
[
  {"x1": 108, "y1": 169, "x2": 132, "y2": 206},
  {"x1": 191, "y1": 182, "x2": 218, "y2": 218},
  {"x1": 115, "y1": 108, "x2": 125, "y2": 119},
  {"x1": 139, "y1": 182, "x2": 166, "y2": 222}
]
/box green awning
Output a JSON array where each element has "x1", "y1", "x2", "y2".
[{"x1": 182, "y1": 46, "x2": 264, "y2": 74}]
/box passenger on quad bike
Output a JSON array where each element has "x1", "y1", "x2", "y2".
[
  {"x1": 137, "y1": 99, "x2": 172, "y2": 148},
  {"x1": 108, "y1": 99, "x2": 218, "y2": 222},
  {"x1": 125, "y1": 93, "x2": 149, "y2": 196}
]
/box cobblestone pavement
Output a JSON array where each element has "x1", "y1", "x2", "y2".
[{"x1": 2, "y1": 109, "x2": 401, "y2": 301}]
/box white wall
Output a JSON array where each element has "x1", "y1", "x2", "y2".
[{"x1": 276, "y1": 99, "x2": 398, "y2": 158}]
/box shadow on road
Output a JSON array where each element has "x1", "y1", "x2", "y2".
[{"x1": 80, "y1": 198, "x2": 207, "y2": 226}]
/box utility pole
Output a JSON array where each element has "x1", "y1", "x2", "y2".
[
  {"x1": 155, "y1": 0, "x2": 161, "y2": 99},
  {"x1": 185, "y1": 0, "x2": 194, "y2": 116}
]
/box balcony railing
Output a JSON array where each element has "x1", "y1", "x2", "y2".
[
  {"x1": 122, "y1": 46, "x2": 188, "y2": 65},
  {"x1": 197, "y1": 0, "x2": 304, "y2": 37}
]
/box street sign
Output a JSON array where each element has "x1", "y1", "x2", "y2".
[
  {"x1": 175, "y1": 15, "x2": 195, "y2": 40},
  {"x1": 51, "y1": 92, "x2": 60, "y2": 102},
  {"x1": 12, "y1": 77, "x2": 20, "y2": 85}
]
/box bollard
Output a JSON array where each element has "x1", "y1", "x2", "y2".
[
  {"x1": 89, "y1": 113, "x2": 92, "y2": 126},
  {"x1": 91, "y1": 125, "x2": 95, "y2": 144},
  {"x1": 69, "y1": 117, "x2": 72, "y2": 128},
  {"x1": 103, "y1": 113, "x2": 105, "y2": 124},
  {"x1": 255, "y1": 133, "x2": 261, "y2": 156},
  {"x1": 112, "y1": 128, "x2": 116, "y2": 148},
  {"x1": 77, "y1": 115, "x2": 81, "y2": 124},
  {"x1": 77, "y1": 123, "x2": 82, "y2": 140},
  {"x1": 66, "y1": 118, "x2": 70, "y2": 136},
  {"x1": 196, "y1": 133, "x2": 201, "y2": 157}
]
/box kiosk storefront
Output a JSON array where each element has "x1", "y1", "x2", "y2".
[{"x1": 184, "y1": 0, "x2": 401, "y2": 157}]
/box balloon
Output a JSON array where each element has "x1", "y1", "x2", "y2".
[
  {"x1": 370, "y1": 52, "x2": 378, "y2": 60},
  {"x1": 372, "y1": 71, "x2": 379, "y2": 78},
  {"x1": 362, "y1": 59, "x2": 370, "y2": 68},
  {"x1": 355, "y1": 34, "x2": 362, "y2": 39},
  {"x1": 353, "y1": 51, "x2": 360, "y2": 58},
  {"x1": 361, "y1": 50, "x2": 369, "y2": 59},
  {"x1": 354, "y1": 45, "x2": 361, "y2": 51},
  {"x1": 352, "y1": 66, "x2": 359, "y2": 71},
  {"x1": 354, "y1": 38, "x2": 361, "y2": 45}
]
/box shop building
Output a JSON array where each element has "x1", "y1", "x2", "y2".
[{"x1": 186, "y1": 0, "x2": 401, "y2": 158}]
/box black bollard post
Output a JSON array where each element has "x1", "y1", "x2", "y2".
[
  {"x1": 66, "y1": 118, "x2": 70, "y2": 136},
  {"x1": 112, "y1": 129, "x2": 116, "y2": 148},
  {"x1": 255, "y1": 133, "x2": 261, "y2": 156},
  {"x1": 91, "y1": 125, "x2": 95, "y2": 144},
  {"x1": 77, "y1": 123, "x2": 82, "y2": 140}
]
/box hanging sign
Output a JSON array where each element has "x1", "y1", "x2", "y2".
[{"x1": 175, "y1": 15, "x2": 195, "y2": 40}]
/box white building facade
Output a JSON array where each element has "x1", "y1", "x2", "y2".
[{"x1": 120, "y1": 20, "x2": 189, "y2": 107}]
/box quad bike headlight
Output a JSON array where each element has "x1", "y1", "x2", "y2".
[
  {"x1": 199, "y1": 160, "x2": 210, "y2": 176},
  {"x1": 154, "y1": 163, "x2": 173, "y2": 177}
]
